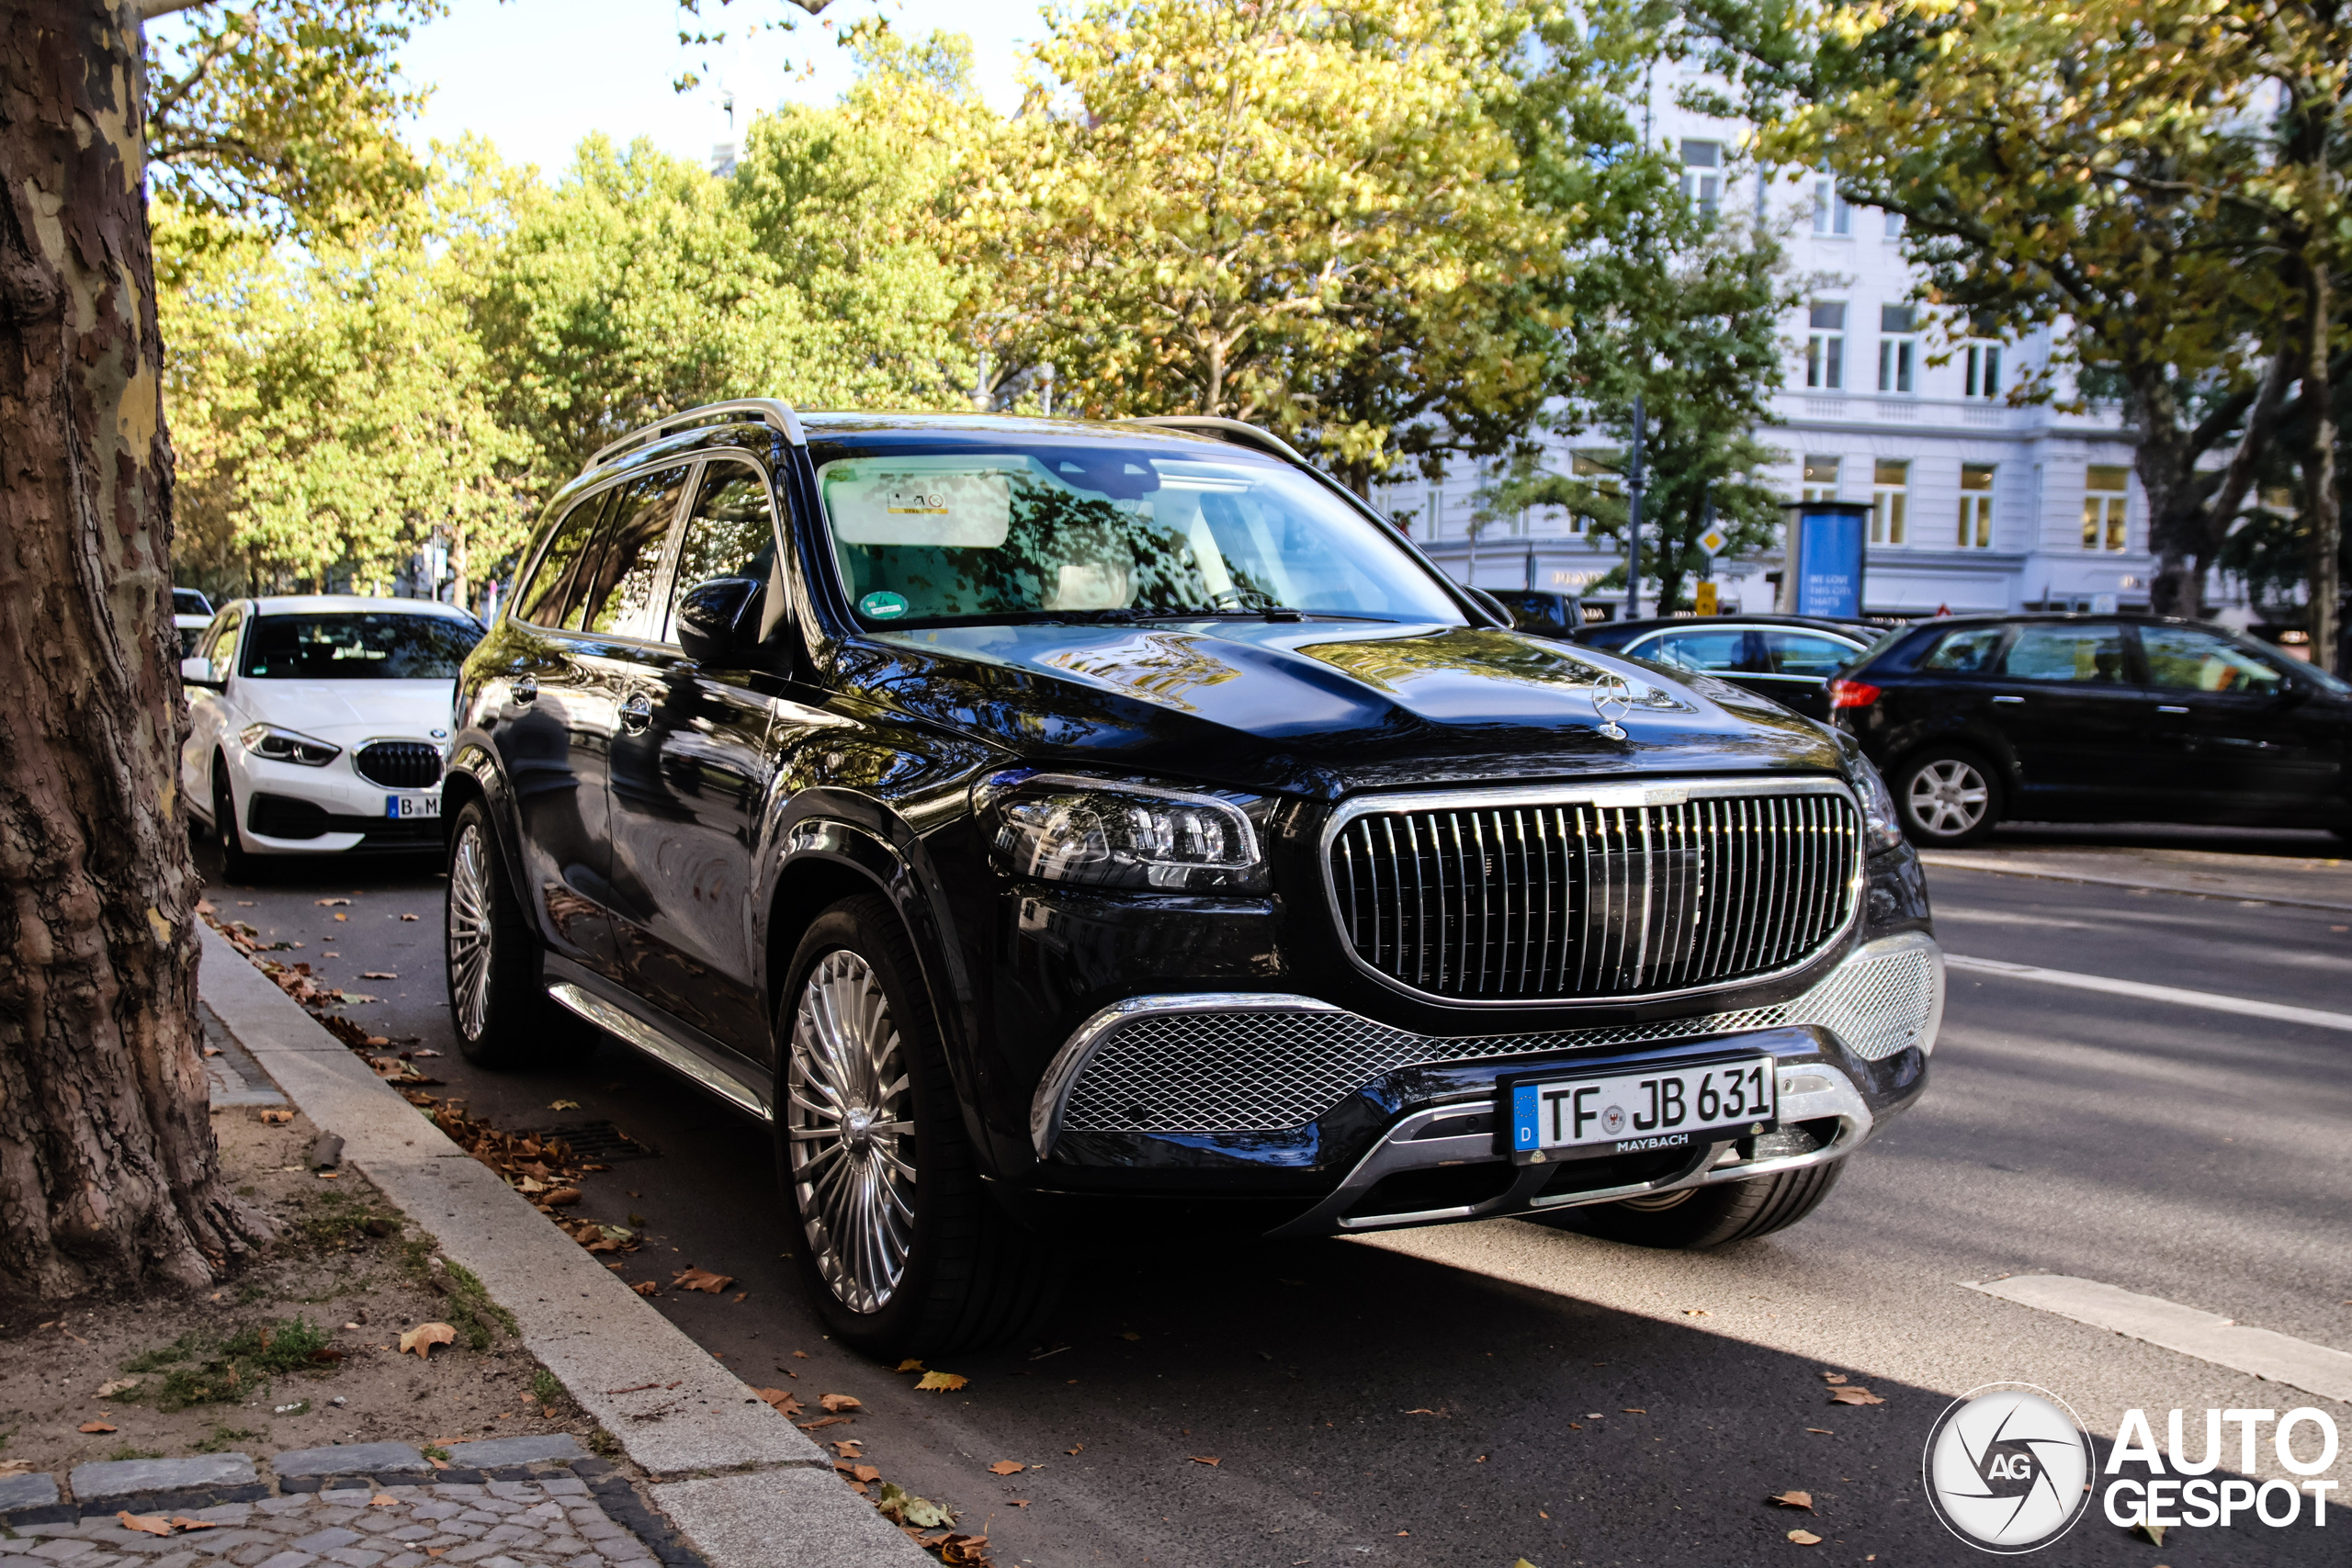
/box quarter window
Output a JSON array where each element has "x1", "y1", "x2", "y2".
[
  {"x1": 1871, "y1": 460, "x2": 1909, "y2": 545},
  {"x1": 2003, "y1": 625, "x2": 2127, "y2": 684},
  {"x1": 2083, "y1": 466, "x2": 2130, "y2": 552},
  {"x1": 1958, "y1": 463, "x2": 1995, "y2": 549},
  {"x1": 514, "y1": 491, "x2": 613, "y2": 629},
  {"x1": 2138, "y1": 626, "x2": 2285, "y2": 697},
  {"x1": 580, "y1": 468, "x2": 693, "y2": 638},
  {"x1": 662, "y1": 463, "x2": 780, "y2": 644},
  {"x1": 1758, "y1": 630, "x2": 1856, "y2": 678},
  {"x1": 1806, "y1": 305, "x2": 1846, "y2": 389}
]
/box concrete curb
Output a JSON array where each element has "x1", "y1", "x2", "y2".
[
  {"x1": 194, "y1": 922, "x2": 926, "y2": 1568},
  {"x1": 1918, "y1": 852, "x2": 2352, "y2": 913}
]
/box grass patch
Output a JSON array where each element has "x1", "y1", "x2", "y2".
[
  {"x1": 440, "y1": 1259, "x2": 516, "y2": 1351},
  {"x1": 139, "y1": 1318, "x2": 336, "y2": 1411},
  {"x1": 192, "y1": 1425, "x2": 265, "y2": 1454},
  {"x1": 422, "y1": 1444, "x2": 451, "y2": 1462},
  {"x1": 585, "y1": 1427, "x2": 619, "y2": 1459},
  {"x1": 107, "y1": 1446, "x2": 164, "y2": 1461},
  {"x1": 120, "y1": 1330, "x2": 208, "y2": 1374},
  {"x1": 530, "y1": 1370, "x2": 563, "y2": 1406}
]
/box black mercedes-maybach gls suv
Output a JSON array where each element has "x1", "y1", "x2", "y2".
[{"x1": 442, "y1": 402, "x2": 1942, "y2": 1356}]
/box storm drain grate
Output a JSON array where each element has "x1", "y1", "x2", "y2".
[{"x1": 524, "y1": 1120, "x2": 661, "y2": 1161}]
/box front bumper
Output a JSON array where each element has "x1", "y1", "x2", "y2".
[{"x1": 1024, "y1": 931, "x2": 1941, "y2": 1237}]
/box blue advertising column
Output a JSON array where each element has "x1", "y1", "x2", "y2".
[{"x1": 1779, "y1": 500, "x2": 1871, "y2": 617}]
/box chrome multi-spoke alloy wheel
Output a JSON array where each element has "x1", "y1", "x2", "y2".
[
  {"x1": 447, "y1": 821, "x2": 494, "y2": 1041},
  {"x1": 787, "y1": 950, "x2": 917, "y2": 1314},
  {"x1": 1907, "y1": 758, "x2": 1989, "y2": 837}
]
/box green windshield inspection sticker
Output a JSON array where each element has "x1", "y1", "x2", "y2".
[{"x1": 860, "y1": 591, "x2": 910, "y2": 620}]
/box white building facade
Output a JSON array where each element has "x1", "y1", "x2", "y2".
[{"x1": 1376, "y1": 78, "x2": 2228, "y2": 625}]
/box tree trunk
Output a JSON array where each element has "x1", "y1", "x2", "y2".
[
  {"x1": 0, "y1": 0, "x2": 266, "y2": 1305},
  {"x1": 2307, "y1": 260, "x2": 2340, "y2": 675}
]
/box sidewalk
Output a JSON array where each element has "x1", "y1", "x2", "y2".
[
  {"x1": 1919, "y1": 841, "x2": 2352, "y2": 911},
  {"x1": 172, "y1": 924, "x2": 923, "y2": 1568}
]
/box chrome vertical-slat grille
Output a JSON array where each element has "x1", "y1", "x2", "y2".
[{"x1": 1328, "y1": 786, "x2": 1860, "y2": 1001}]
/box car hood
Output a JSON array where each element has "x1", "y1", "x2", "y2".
[
  {"x1": 850, "y1": 619, "x2": 1843, "y2": 798},
  {"x1": 237, "y1": 679, "x2": 456, "y2": 743}
]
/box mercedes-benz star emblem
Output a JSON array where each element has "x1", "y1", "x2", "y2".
[{"x1": 1591, "y1": 675, "x2": 1633, "y2": 740}]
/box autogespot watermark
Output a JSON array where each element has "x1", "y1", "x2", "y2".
[{"x1": 1923, "y1": 1384, "x2": 2340, "y2": 1553}]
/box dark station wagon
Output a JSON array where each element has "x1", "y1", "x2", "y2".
[{"x1": 441, "y1": 402, "x2": 1946, "y2": 1356}]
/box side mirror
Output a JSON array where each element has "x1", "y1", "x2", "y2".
[
  {"x1": 180, "y1": 656, "x2": 223, "y2": 689},
  {"x1": 674, "y1": 577, "x2": 765, "y2": 666}
]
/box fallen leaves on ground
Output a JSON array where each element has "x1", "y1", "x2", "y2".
[
  {"x1": 1826, "y1": 1386, "x2": 1883, "y2": 1406},
  {"x1": 78, "y1": 1422, "x2": 118, "y2": 1433},
  {"x1": 1188, "y1": 1455, "x2": 1220, "y2": 1467},
  {"x1": 96, "y1": 1377, "x2": 140, "y2": 1396},
  {"x1": 820, "y1": 1393, "x2": 863, "y2": 1413},
  {"x1": 673, "y1": 1267, "x2": 733, "y2": 1293},
  {"x1": 632, "y1": 1280, "x2": 659, "y2": 1296},
  {"x1": 550, "y1": 1099, "x2": 581, "y2": 1111},
  {"x1": 1769, "y1": 1491, "x2": 1815, "y2": 1511},
  {"x1": 831, "y1": 1440, "x2": 863, "y2": 1459},
  {"x1": 1685, "y1": 1308, "x2": 1712, "y2": 1316},
  {"x1": 260, "y1": 1108, "x2": 294, "y2": 1125},
  {"x1": 915, "y1": 1371, "x2": 967, "y2": 1393},
  {"x1": 401, "y1": 912, "x2": 419, "y2": 921},
  {"x1": 361, "y1": 971, "x2": 398, "y2": 980},
  {"x1": 835, "y1": 1461, "x2": 883, "y2": 1484},
  {"x1": 1822, "y1": 1373, "x2": 1848, "y2": 1384},
  {"x1": 401, "y1": 1323, "x2": 458, "y2": 1359},
  {"x1": 874, "y1": 1483, "x2": 955, "y2": 1529},
  {"x1": 167, "y1": 1519, "x2": 220, "y2": 1532},
  {"x1": 315, "y1": 898, "x2": 350, "y2": 907},
  {"x1": 752, "y1": 1388, "x2": 805, "y2": 1417},
  {"x1": 2131, "y1": 1521, "x2": 2167, "y2": 1546},
  {"x1": 0, "y1": 1461, "x2": 32, "y2": 1478},
  {"x1": 1788, "y1": 1529, "x2": 1823, "y2": 1546},
  {"x1": 797, "y1": 1416, "x2": 852, "y2": 1432},
  {"x1": 988, "y1": 1461, "x2": 1024, "y2": 1476},
  {"x1": 1806, "y1": 1427, "x2": 1835, "y2": 1435},
  {"x1": 896, "y1": 1359, "x2": 925, "y2": 1373},
  {"x1": 1623, "y1": 1407, "x2": 1647, "y2": 1415},
  {"x1": 117, "y1": 1514, "x2": 172, "y2": 1537},
  {"x1": 369, "y1": 1495, "x2": 397, "y2": 1507},
  {"x1": 1403, "y1": 1407, "x2": 1442, "y2": 1416}
]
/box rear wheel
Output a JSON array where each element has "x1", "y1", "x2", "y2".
[
  {"x1": 211, "y1": 758, "x2": 259, "y2": 884},
  {"x1": 444, "y1": 801, "x2": 591, "y2": 1069},
  {"x1": 1537, "y1": 1160, "x2": 1845, "y2": 1249},
  {"x1": 778, "y1": 895, "x2": 1061, "y2": 1358},
  {"x1": 1892, "y1": 747, "x2": 2003, "y2": 847}
]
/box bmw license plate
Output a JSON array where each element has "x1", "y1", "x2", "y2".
[
  {"x1": 386, "y1": 794, "x2": 440, "y2": 820},
  {"x1": 1505, "y1": 1057, "x2": 1776, "y2": 1164}
]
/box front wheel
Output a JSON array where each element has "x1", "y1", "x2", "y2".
[
  {"x1": 778, "y1": 896, "x2": 1061, "y2": 1358},
  {"x1": 1535, "y1": 1160, "x2": 1845, "y2": 1249},
  {"x1": 445, "y1": 802, "x2": 591, "y2": 1069},
  {"x1": 1892, "y1": 747, "x2": 2003, "y2": 847},
  {"x1": 212, "y1": 760, "x2": 260, "y2": 884}
]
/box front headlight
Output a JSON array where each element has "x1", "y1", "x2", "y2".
[
  {"x1": 977, "y1": 771, "x2": 1268, "y2": 892},
  {"x1": 240, "y1": 723, "x2": 341, "y2": 767},
  {"x1": 1850, "y1": 755, "x2": 1904, "y2": 851}
]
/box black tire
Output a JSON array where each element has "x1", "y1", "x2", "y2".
[
  {"x1": 1890, "y1": 745, "x2": 2004, "y2": 847},
  {"x1": 444, "y1": 800, "x2": 593, "y2": 1069},
  {"x1": 1538, "y1": 1159, "x2": 1845, "y2": 1249},
  {"x1": 776, "y1": 895, "x2": 1062, "y2": 1359},
  {"x1": 212, "y1": 757, "x2": 260, "y2": 884}
]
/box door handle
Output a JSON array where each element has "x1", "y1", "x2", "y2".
[
  {"x1": 619, "y1": 691, "x2": 653, "y2": 733},
  {"x1": 2156, "y1": 705, "x2": 2189, "y2": 715},
  {"x1": 512, "y1": 674, "x2": 537, "y2": 705},
  {"x1": 1991, "y1": 694, "x2": 2024, "y2": 705}
]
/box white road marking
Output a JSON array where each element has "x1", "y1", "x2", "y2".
[
  {"x1": 1963, "y1": 1275, "x2": 2352, "y2": 1404},
  {"x1": 1947, "y1": 953, "x2": 2352, "y2": 1033}
]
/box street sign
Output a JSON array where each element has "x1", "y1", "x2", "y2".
[
  {"x1": 1694, "y1": 582, "x2": 1719, "y2": 616},
  {"x1": 1698, "y1": 526, "x2": 1729, "y2": 557}
]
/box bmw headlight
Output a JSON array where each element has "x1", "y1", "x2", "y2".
[
  {"x1": 977, "y1": 772, "x2": 1268, "y2": 892},
  {"x1": 239, "y1": 723, "x2": 341, "y2": 767}
]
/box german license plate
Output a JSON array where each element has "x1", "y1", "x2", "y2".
[
  {"x1": 1506, "y1": 1056, "x2": 1775, "y2": 1164},
  {"x1": 386, "y1": 794, "x2": 440, "y2": 820}
]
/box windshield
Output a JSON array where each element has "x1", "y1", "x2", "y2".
[
  {"x1": 813, "y1": 444, "x2": 1464, "y2": 628},
  {"x1": 242, "y1": 613, "x2": 481, "y2": 679}
]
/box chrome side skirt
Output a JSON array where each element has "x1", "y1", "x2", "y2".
[{"x1": 545, "y1": 980, "x2": 772, "y2": 1122}]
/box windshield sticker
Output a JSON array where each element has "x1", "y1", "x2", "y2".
[
  {"x1": 823, "y1": 464, "x2": 1013, "y2": 548},
  {"x1": 860, "y1": 591, "x2": 910, "y2": 620}
]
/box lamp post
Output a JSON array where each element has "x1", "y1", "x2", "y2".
[{"x1": 1624, "y1": 392, "x2": 1646, "y2": 620}]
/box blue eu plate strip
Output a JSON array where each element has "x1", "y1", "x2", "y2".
[
  {"x1": 1512, "y1": 1084, "x2": 1538, "y2": 1152},
  {"x1": 385, "y1": 795, "x2": 401, "y2": 819}
]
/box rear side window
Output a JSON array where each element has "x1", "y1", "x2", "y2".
[
  {"x1": 1643, "y1": 628, "x2": 1751, "y2": 673},
  {"x1": 580, "y1": 468, "x2": 693, "y2": 638},
  {"x1": 663, "y1": 462, "x2": 779, "y2": 643},
  {"x1": 1919, "y1": 626, "x2": 2007, "y2": 672},
  {"x1": 1758, "y1": 629, "x2": 1855, "y2": 678},
  {"x1": 2003, "y1": 624, "x2": 2127, "y2": 683},
  {"x1": 515, "y1": 491, "x2": 613, "y2": 628},
  {"x1": 2139, "y1": 626, "x2": 2285, "y2": 697}
]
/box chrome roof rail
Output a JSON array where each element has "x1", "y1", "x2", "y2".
[
  {"x1": 1119, "y1": 415, "x2": 1311, "y2": 468},
  {"x1": 585, "y1": 399, "x2": 808, "y2": 471}
]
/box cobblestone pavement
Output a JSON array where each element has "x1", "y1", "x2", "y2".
[{"x1": 0, "y1": 1480, "x2": 655, "y2": 1568}]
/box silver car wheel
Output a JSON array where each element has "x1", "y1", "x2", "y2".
[
  {"x1": 447, "y1": 822, "x2": 495, "y2": 1041},
  {"x1": 786, "y1": 950, "x2": 917, "y2": 1314},
  {"x1": 1907, "y1": 758, "x2": 1989, "y2": 837}
]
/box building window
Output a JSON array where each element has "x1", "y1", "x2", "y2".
[
  {"x1": 1871, "y1": 459, "x2": 1909, "y2": 545},
  {"x1": 1878, "y1": 305, "x2": 1917, "y2": 393},
  {"x1": 1958, "y1": 463, "x2": 1995, "y2": 548},
  {"x1": 1964, "y1": 344, "x2": 2002, "y2": 399},
  {"x1": 1806, "y1": 304, "x2": 1846, "y2": 389},
  {"x1": 1812, "y1": 175, "x2": 1851, "y2": 235},
  {"x1": 1801, "y1": 455, "x2": 1839, "y2": 502},
  {"x1": 2083, "y1": 465, "x2": 2130, "y2": 551},
  {"x1": 1884, "y1": 209, "x2": 1904, "y2": 239},
  {"x1": 1680, "y1": 141, "x2": 1721, "y2": 217}
]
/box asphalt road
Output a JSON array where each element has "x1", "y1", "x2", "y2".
[{"x1": 196, "y1": 832, "x2": 2352, "y2": 1567}]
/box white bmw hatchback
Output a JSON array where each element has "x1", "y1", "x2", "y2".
[{"x1": 181, "y1": 595, "x2": 483, "y2": 875}]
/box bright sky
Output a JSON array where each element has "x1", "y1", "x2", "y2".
[{"x1": 162, "y1": 0, "x2": 1052, "y2": 179}]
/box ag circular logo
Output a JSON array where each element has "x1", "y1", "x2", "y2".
[{"x1": 1923, "y1": 1383, "x2": 2095, "y2": 1553}]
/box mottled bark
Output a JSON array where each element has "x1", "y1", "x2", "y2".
[{"x1": 0, "y1": 0, "x2": 266, "y2": 1304}]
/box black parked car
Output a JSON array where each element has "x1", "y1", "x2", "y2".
[
  {"x1": 1829, "y1": 612, "x2": 2352, "y2": 846},
  {"x1": 1572, "y1": 615, "x2": 1883, "y2": 720},
  {"x1": 443, "y1": 402, "x2": 1944, "y2": 1356}
]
